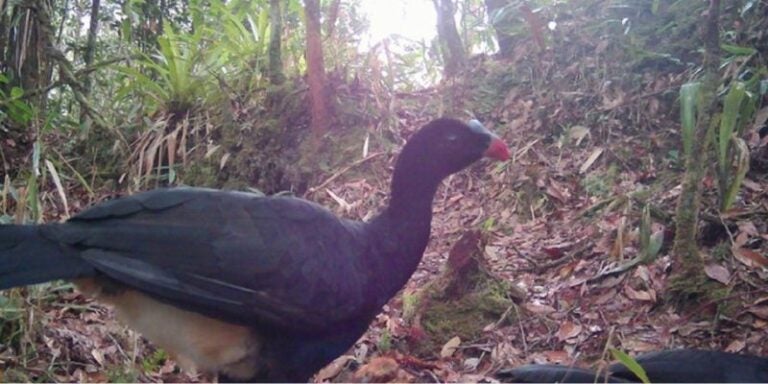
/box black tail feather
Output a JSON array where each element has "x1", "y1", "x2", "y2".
[
  {"x1": 495, "y1": 364, "x2": 629, "y2": 383},
  {"x1": 608, "y1": 349, "x2": 768, "y2": 383},
  {"x1": 495, "y1": 349, "x2": 768, "y2": 383},
  {"x1": 0, "y1": 224, "x2": 94, "y2": 290}
]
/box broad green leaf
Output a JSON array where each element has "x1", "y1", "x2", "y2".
[
  {"x1": 720, "y1": 44, "x2": 756, "y2": 56},
  {"x1": 32, "y1": 141, "x2": 41, "y2": 177},
  {"x1": 7, "y1": 99, "x2": 33, "y2": 124},
  {"x1": 679, "y1": 82, "x2": 700, "y2": 159},
  {"x1": 722, "y1": 139, "x2": 750, "y2": 211},
  {"x1": 258, "y1": 8, "x2": 270, "y2": 45},
  {"x1": 610, "y1": 348, "x2": 650, "y2": 384},
  {"x1": 28, "y1": 142, "x2": 42, "y2": 222},
  {"x1": 640, "y1": 205, "x2": 651, "y2": 256},
  {"x1": 719, "y1": 82, "x2": 746, "y2": 173},
  {"x1": 10, "y1": 87, "x2": 23, "y2": 98},
  {"x1": 482, "y1": 217, "x2": 496, "y2": 231},
  {"x1": 648, "y1": 230, "x2": 664, "y2": 259}
]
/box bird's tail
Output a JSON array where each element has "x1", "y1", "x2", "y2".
[{"x1": 0, "y1": 224, "x2": 94, "y2": 290}]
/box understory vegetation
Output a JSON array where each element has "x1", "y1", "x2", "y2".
[{"x1": 1, "y1": 0, "x2": 767, "y2": 382}]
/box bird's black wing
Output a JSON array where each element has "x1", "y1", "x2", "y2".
[
  {"x1": 608, "y1": 349, "x2": 768, "y2": 383},
  {"x1": 495, "y1": 364, "x2": 630, "y2": 383},
  {"x1": 43, "y1": 188, "x2": 378, "y2": 331}
]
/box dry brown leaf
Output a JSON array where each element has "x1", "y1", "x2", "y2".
[
  {"x1": 556, "y1": 321, "x2": 582, "y2": 341},
  {"x1": 315, "y1": 355, "x2": 355, "y2": 382},
  {"x1": 597, "y1": 276, "x2": 624, "y2": 289},
  {"x1": 579, "y1": 147, "x2": 604, "y2": 174},
  {"x1": 570, "y1": 125, "x2": 590, "y2": 145},
  {"x1": 440, "y1": 336, "x2": 461, "y2": 358},
  {"x1": 558, "y1": 263, "x2": 575, "y2": 278},
  {"x1": 734, "y1": 231, "x2": 750, "y2": 247},
  {"x1": 621, "y1": 340, "x2": 657, "y2": 353},
  {"x1": 725, "y1": 339, "x2": 746, "y2": 353},
  {"x1": 159, "y1": 359, "x2": 178, "y2": 375},
  {"x1": 351, "y1": 357, "x2": 409, "y2": 383},
  {"x1": 750, "y1": 106, "x2": 768, "y2": 144},
  {"x1": 457, "y1": 374, "x2": 490, "y2": 383},
  {"x1": 91, "y1": 348, "x2": 105, "y2": 367},
  {"x1": 742, "y1": 178, "x2": 761, "y2": 191},
  {"x1": 594, "y1": 289, "x2": 618, "y2": 305},
  {"x1": 219, "y1": 152, "x2": 231, "y2": 170},
  {"x1": 492, "y1": 342, "x2": 522, "y2": 362},
  {"x1": 485, "y1": 245, "x2": 503, "y2": 261},
  {"x1": 732, "y1": 246, "x2": 768, "y2": 268},
  {"x1": 463, "y1": 357, "x2": 481, "y2": 371},
  {"x1": 543, "y1": 350, "x2": 570, "y2": 363},
  {"x1": 546, "y1": 179, "x2": 570, "y2": 203},
  {"x1": 704, "y1": 264, "x2": 731, "y2": 284},
  {"x1": 326, "y1": 188, "x2": 352, "y2": 211},
  {"x1": 524, "y1": 302, "x2": 556, "y2": 314},
  {"x1": 86, "y1": 371, "x2": 108, "y2": 383},
  {"x1": 748, "y1": 306, "x2": 768, "y2": 320},
  {"x1": 737, "y1": 221, "x2": 759, "y2": 236},
  {"x1": 624, "y1": 285, "x2": 655, "y2": 302},
  {"x1": 675, "y1": 321, "x2": 711, "y2": 336}
]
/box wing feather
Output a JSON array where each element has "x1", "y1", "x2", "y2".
[{"x1": 50, "y1": 188, "x2": 372, "y2": 331}]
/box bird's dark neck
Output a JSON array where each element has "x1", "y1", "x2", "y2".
[
  {"x1": 388, "y1": 175, "x2": 440, "y2": 220},
  {"x1": 364, "y1": 165, "x2": 445, "y2": 297}
]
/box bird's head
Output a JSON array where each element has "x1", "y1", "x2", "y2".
[{"x1": 396, "y1": 118, "x2": 509, "y2": 181}]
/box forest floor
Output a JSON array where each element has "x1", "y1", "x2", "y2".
[
  {"x1": 2, "y1": 52, "x2": 768, "y2": 381},
  {"x1": 308, "y1": 97, "x2": 768, "y2": 382},
  {"x1": 2, "y1": 89, "x2": 767, "y2": 383}
]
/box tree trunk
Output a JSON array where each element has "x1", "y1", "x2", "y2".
[
  {"x1": 669, "y1": 0, "x2": 721, "y2": 304},
  {"x1": 16, "y1": 6, "x2": 46, "y2": 103},
  {"x1": 0, "y1": 0, "x2": 9, "y2": 74},
  {"x1": 81, "y1": 0, "x2": 100, "y2": 125},
  {"x1": 433, "y1": 0, "x2": 466, "y2": 78},
  {"x1": 268, "y1": 0, "x2": 285, "y2": 85},
  {"x1": 0, "y1": 0, "x2": 52, "y2": 178},
  {"x1": 304, "y1": 0, "x2": 332, "y2": 138},
  {"x1": 484, "y1": 0, "x2": 514, "y2": 58},
  {"x1": 325, "y1": 0, "x2": 340, "y2": 40}
]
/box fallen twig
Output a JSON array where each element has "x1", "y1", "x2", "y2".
[{"x1": 304, "y1": 152, "x2": 385, "y2": 198}]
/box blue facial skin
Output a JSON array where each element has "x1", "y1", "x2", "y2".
[
  {"x1": 467, "y1": 119, "x2": 488, "y2": 135},
  {"x1": 468, "y1": 119, "x2": 502, "y2": 144}
]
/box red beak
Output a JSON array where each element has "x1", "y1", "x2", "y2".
[{"x1": 484, "y1": 137, "x2": 510, "y2": 161}]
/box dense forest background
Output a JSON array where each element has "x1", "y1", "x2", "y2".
[{"x1": 1, "y1": 0, "x2": 767, "y2": 382}]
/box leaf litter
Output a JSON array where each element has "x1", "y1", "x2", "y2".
[{"x1": 3, "y1": 12, "x2": 768, "y2": 384}]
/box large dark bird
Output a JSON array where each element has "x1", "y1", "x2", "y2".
[
  {"x1": 496, "y1": 349, "x2": 768, "y2": 383},
  {"x1": 0, "y1": 118, "x2": 509, "y2": 382},
  {"x1": 609, "y1": 349, "x2": 768, "y2": 383}
]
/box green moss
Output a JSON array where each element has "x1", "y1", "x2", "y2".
[
  {"x1": 2, "y1": 368, "x2": 31, "y2": 383},
  {"x1": 666, "y1": 269, "x2": 716, "y2": 311},
  {"x1": 415, "y1": 273, "x2": 516, "y2": 357},
  {"x1": 711, "y1": 286, "x2": 735, "y2": 311},
  {"x1": 141, "y1": 349, "x2": 168, "y2": 373},
  {"x1": 106, "y1": 366, "x2": 139, "y2": 383},
  {"x1": 402, "y1": 292, "x2": 420, "y2": 321},
  {"x1": 377, "y1": 329, "x2": 392, "y2": 353},
  {"x1": 582, "y1": 164, "x2": 619, "y2": 198},
  {"x1": 0, "y1": 292, "x2": 25, "y2": 349},
  {"x1": 710, "y1": 242, "x2": 730, "y2": 261},
  {"x1": 179, "y1": 162, "x2": 220, "y2": 188}
]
